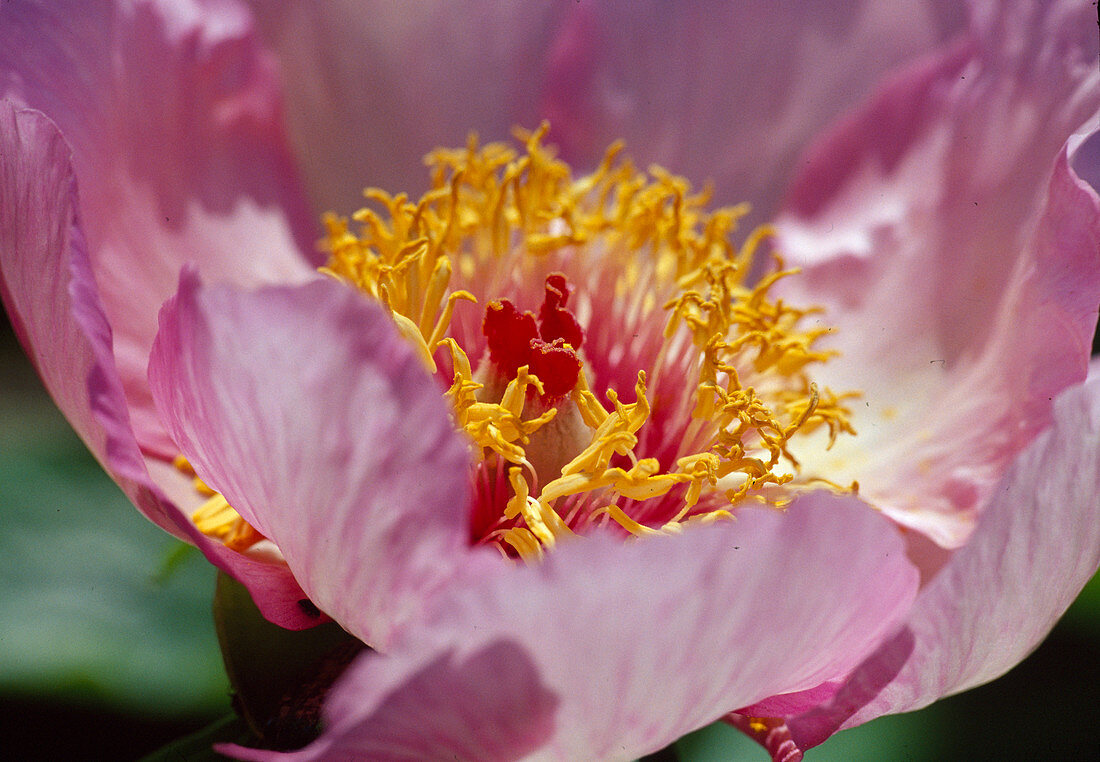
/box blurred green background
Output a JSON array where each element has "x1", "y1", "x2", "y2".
[{"x1": 1, "y1": 312, "x2": 1098, "y2": 760}]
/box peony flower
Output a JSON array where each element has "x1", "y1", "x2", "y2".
[{"x1": 2, "y1": 1, "x2": 1098, "y2": 760}]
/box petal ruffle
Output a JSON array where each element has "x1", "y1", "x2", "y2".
[
  {"x1": 784, "y1": 379, "x2": 1100, "y2": 751},
  {"x1": 0, "y1": 0, "x2": 317, "y2": 457},
  {"x1": 774, "y1": 0, "x2": 1100, "y2": 546},
  {"x1": 148, "y1": 274, "x2": 480, "y2": 648},
  {"x1": 0, "y1": 103, "x2": 165, "y2": 528},
  {"x1": 222, "y1": 494, "x2": 918, "y2": 761},
  {"x1": 0, "y1": 101, "x2": 317, "y2": 630}
]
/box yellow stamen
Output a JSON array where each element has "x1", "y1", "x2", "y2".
[
  {"x1": 318, "y1": 124, "x2": 858, "y2": 555},
  {"x1": 457, "y1": 365, "x2": 557, "y2": 465},
  {"x1": 177, "y1": 457, "x2": 264, "y2": 552},
  {"x1": 188, "y1": 124, "x2": 858, "y2": 560},
  {"x1": 599, "y1": 504, "x2": 661, "y2": 537}
]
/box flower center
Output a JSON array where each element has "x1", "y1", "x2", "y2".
[{"x1": 185, "y1": 123, "x2": 858, "y2": 561}]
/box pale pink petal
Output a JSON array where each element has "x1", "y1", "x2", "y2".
[
  {"x1": 542, "y1": 0, "x2": 965, "y2": 223},
  {"x1": 1, "y1": 0, "x2": 317, "y2": 457},
  {"x1": 783, "y1": 379, "x2": 1100, "y2": 751},
  {"x1": 148, "y1": 274, "x2": 481, "y2": 648},
  {"x1": 222, "y1": 494, "x2": 919, "y2": 761},
  {"x1": 247, "y1": 1, "x2": 962, "y2": 223},
  {"x1": 775, "y1": 0, "x2": 1100, "y2": 546},
  {"x1": 0, "y1": 101, "x2": 318, "y2": 630},
  {"x1": 245, "y1": 0, "x2": 571, "y2": 216}
]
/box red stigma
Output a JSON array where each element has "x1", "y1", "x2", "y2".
[
  {"x1": 481, "y1": 273, "x2": 586, "y2": 399},
  {"x1": 538, "y1": 273, "x2": 584, "y2": 350},
  {"x1": 529, "y1": 338, "x2": 584, "y2": 399},
  {"x1": 483, "y1": 300, "x2": 539, "y2": 379}
]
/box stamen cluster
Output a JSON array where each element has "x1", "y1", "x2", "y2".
[{"x1": 188, "y1": 125, "x2": 857, "y2": 560}]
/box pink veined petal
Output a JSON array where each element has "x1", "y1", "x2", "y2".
[
  {"x1": 774, "y1": 0, "x2": 1100, "y2": 547},
  {"x1": 245, "y1": 0, "x2": 571, "y2": 217},
  {"x1": 148, "y1": 274, "x2": 482, "y2": 649},
  {"x1": 0, "y1": 103, "x2": 164, "y2": 530},
  {"x1": 782, "y1": 379, "x2": 1100, "y2": 752},
  {"x1": 220, "y1": 494, "x2": 919, "y2": 761},
  {"x1": 0, "y1": 0, "x2": 317, "y2": 458},
  {"x1": 0, "y1": 101, "x2": 318, "y2": 630},
  {"x1": 540, "y1": 0, "x2": 965, "y2": 224},
  {"x1": 737, "y1": 681, "x2": 844, "y2": 719},
  {"x1": 247, "y1": 1, "x2": 963, "y2": 225}
]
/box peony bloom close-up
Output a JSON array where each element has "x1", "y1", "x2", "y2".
[{"x1": 2, "y1": 1, "x2": 1099, "y2": 760}]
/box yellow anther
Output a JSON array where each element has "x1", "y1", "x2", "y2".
[
  {"x1": 437, "y1": 337, "x2": 482, "y2": 422},
  {"x1": 500, "y1": 366, "x2": 545, "y2": 417},
  {"x1": 687, "y1": 510, "x2": 734, "y2": 525},
  {"x1": 599, "y1": 372, "x2": 650, "y2": 437},
  {"x1": 426, "y1": 290, "x2": 476, "y2": 351},
  {"x1": 176, "y1": 457, "x2": 265, "y2": 553},
  {"x1": 418, "y1": 256, "x2": 454, "y2": 335},
  {"x1": 784, "y1": 382, "x2": 820, "y2": 437},
  {"x1": 550, "y1": 377, "x2": 652, "y2": 483},
  {"x1": 559, "y1": 430, "x2": 638, "y2": 479},
  {"x1": 674, "y1": 452, "x2": 721, "y2": 512},
  {"x1": 499, "y1": 527, "x2": 543, "y2": 562},
  {"x1": 505, "y1": 467, "x2": 555, "y2": 546},
  {"x1": 505, "y1": 468, "x2": 573, "y2": 548},
  {"x1": 748, "y1": 718, "x2": 770, "y2": 735},
  {"x1": 543, "y1": 457, "x2": 688, "y2": 505},
  {"x1": 390, "y1": 310, "x2": 437, "y2": 373},
  {"x1": 190, "y1": 493, "x2": 265, "y2": 552},
  {"x1": 455, "y1": 366, "x2": 558, "y2": 465},
  {"x1": 599, "y1": 504, "x2": 660, "y2": 537},
  {"x1": 606, "y1": 459, "x2": 690, "y2": 501},
  {"x1": 572, "y1": 370, "x2": 610, "y2": 430},
  {"x1": 192, "y1": 493, "x2": 235, "y2": 534}
]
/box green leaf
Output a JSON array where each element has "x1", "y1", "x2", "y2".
[{"x1": 0, "y1": 355, "x2": 229, "y2": 717}]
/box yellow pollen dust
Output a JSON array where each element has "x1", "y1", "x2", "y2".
[{"x1": 182, "y1": 123, "x2": 857, "y2": 561}]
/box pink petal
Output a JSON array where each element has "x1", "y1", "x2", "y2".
[
  {"x1": 542, "y1": 0, "x2": 965, "y2": 223},
  {"x1": 774, "y1": 0, "x2": 1100, "y2": 547},
  {"x1": 247, "y1": 1, "x2": 962, "y2": 223},
  {"x1": 148, "y1": 273, "x2": 480, "y2": 648},
  {"x1": 1, "y1": 0, "x2": 317, "y2": 457},
  {"x1": 0, "y1": 101, "x2": 317, "y2": 630},
  {"x1": 245, "y1": 0, "x2": 571, "y2": 216},
  {"x1": 222, "y1": 494, "x2": 919, "y2": 761},
  {"x1": 0, "y1": 102, "x2": 167, "y2": 530},
  {"x1": 784, "y1": 379, "x2": 1100, "y2": 751}
]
